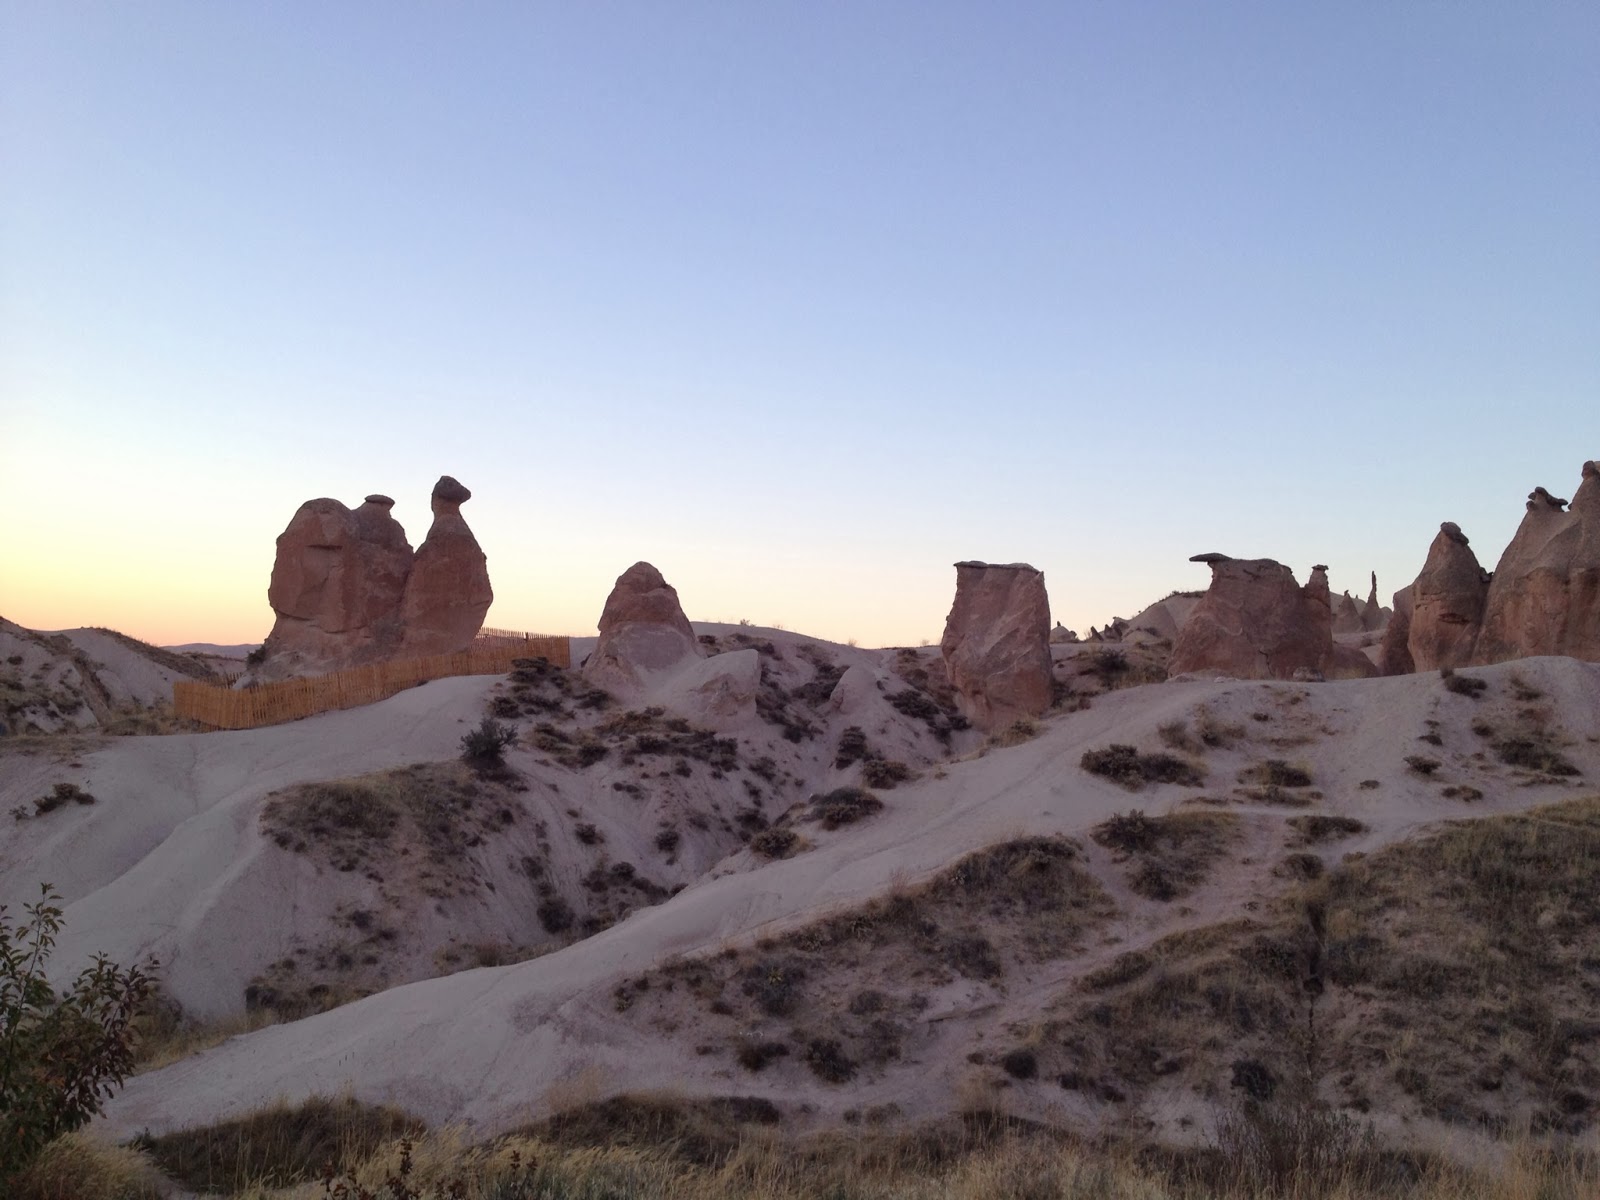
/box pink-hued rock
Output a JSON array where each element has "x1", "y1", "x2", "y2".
[
  {"x1": 583, "y1": 562, "x2": 702, "y2": 691},
  {"x1": 1406, "y1": 522, "x2": 1489, "y2": 672},
  {"x1": 1332, "y1": 591, "x2": 1366, "y2": 636},
  {"x1": 1167, "y1": 556, "x2": 1333, "y2": 680},
  {"x1": 261, "y1": 495, "x2": 416, "y2": 676},
  {"x1": 1472, "y1": 462, "x2": 1600, "y2": 664},
  {"x1": 1361, "y1": 571, "x2": 1388, "y2": 632},
  {"x1": 1377, "y1": 587, "x2": 1416, "y2": 676},
  {"x1": 258, "y1": 477, "x2": 491, "y2": 678},
  {"x1": 398, "y1": 477, "x2": 493, "y2": 657},
  {"x1": 939, "y1": 561, "x2": 1052, "y2": 732}
]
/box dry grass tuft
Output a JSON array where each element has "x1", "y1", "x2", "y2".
[{"x1": 1091, "y1": 810, "x2": 1241, "y2": 901}]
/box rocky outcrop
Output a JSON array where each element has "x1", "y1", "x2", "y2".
[
  {"x1": 1473, "y1": 463, "x2": 1600, "y2": 664},
  {"x1": 1049, "y1": 623, "x2": 1080, "y2": 644},
  {"x1": 582, "y1": 562, "x2": 703, "y2": 691},
  {"x1": 259, "y1": 477, "x2": 490, "y2": 678},
  {"x1": 1377, "y1": 587, "x2": 1416, "y2": 676},
  {"x1": 1361, "y1": 572, "x2": 1388, "y2": 632},
  {"x1": 1406, "y1": 522, "x2": 1489, "y2": 672},
  {"x1": 1167, "y1": 555, "x2": 1335, "y2": 680},
  {"x1": 398, "y1": 478, "x2": 494, "y2": 657},
  {"x1": 1332, "y1": 591, "x2": 1366, "y2": 635},
  {"x1": 939, "y1": 561, "x2": 1052, "y2": 732}
]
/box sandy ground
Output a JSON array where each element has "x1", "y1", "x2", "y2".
[{"x1": 25, "y1": 645, "x2": 1584, "y2": 1142}]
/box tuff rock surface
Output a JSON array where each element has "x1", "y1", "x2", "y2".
[
  {"x1": 583, "y1": 562, "x2": 703, "y2": 691},
  {"x1": 939, "y1": 561, "x2": 1052, "y2": 732}
]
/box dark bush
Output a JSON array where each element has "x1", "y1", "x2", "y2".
[
  {"x1": 808, "y1": 788, "x2": 884, "y2": 830},
  {"x1": 1093, "y1": 810, "x2": 1161, "y2": 854},
  {"x1": 460, "y1": 717, "x2": 518, "y2": 764},
  {"x1": 1000, "y1": 1048, "x2": 1038, "y2": 1080},
  {"x1": 32, "y1": 783, "x2": 96, "y2": 816},
  {"x1": 1495, "y1": 736, "x2": 1580, "y2": 777},
  {"x1": 834, "y1": 727, "x2": 870, "y2": 768},
  {"x1": 860, "y1": 759, "x2": 912, "y2": 789},
  {"x1": 735, "y1": 1040, "x2": 790, "y2": 1072},
  {"x1": 803, "y1": 1038, "x2": 857, "y2": 1083},
  {"x1": 537, "y1": 897, "x2": 575, "y2": 934},
  {"x1": 1441, "y1": 669, "x2": 1488, "y2": 699},
  {"x1": 740, "y1": 960, "x2": 804, "y2": 1016},
  {"x1": 1081, "y1": 745, "x2": 1202, "y2": 790},
  {"x1": 750, "y1": 827, "x2": 801, "y2": 859}
]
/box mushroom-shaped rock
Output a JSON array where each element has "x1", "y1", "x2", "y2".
[
  {"x1": 1168, "y1": 557, "x2": 1333, "y2": 680},
  {"x1": 399, "y1": 476, "x2": 493, "y2": 657},
  {"x1": 1406, "y1": 522, "x2": 1489, "y2": 672},
  {"x1": 583, "y1": 562, "x2": 703, "y2": 691},
  {"x1": 938, "y1": 561, "x2": 1052, "y2": 732},
  {"x1": 1473, "y1": 461, "x2": 1600, "y2": 664}
]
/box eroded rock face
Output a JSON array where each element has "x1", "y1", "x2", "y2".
[
  {"x1": 398, "y1": 477, "x2": 494, "y2": 657},
  {"x1": 262, "y1": 497, "x2": 416, "y2": 674},
  {"x1": 1332, "y1": 592, "x2": 1366, "y2": 636},
  {"x1": 1377, "y1": 586, "x2": 1416, "y2": 676},
  {"x1": 582, "y1": 562, "x2": 702, "y2": 691},
  {"x1": 1167, "y1": 556, "x2": 1333, "y2": 680},
  {"x1": 1406, "y1": 522, "x2": 1489, "y2": 672},
  {"x1": 939, "y1": 561, "x2": 1052, "y2": 732},
  {"x1": 1473, "y1": 463, "x2": 1600, "y2": 664},
  {"x1": 259, "y1": 477, "x2": 490, "y2": 678}
]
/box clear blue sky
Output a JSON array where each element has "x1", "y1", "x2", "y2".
[{"x1": 4, "y1": 2, "x2": 1596, "y2": 646}]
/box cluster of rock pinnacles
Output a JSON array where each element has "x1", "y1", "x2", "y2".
[
  {"x1": 257, "y1": 459, "x2": 1597, "y2": 715},
  {"x1": 254, "y1": 476, "x2": 492, "y2": 680}
]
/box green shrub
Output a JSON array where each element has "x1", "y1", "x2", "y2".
[{"x1": 1, "y1": 885, "x2": 153, "y2": 1184}]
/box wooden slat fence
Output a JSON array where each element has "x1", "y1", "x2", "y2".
[{"x1": 174, "y1": 633, "x2": 570, "y2": 730}]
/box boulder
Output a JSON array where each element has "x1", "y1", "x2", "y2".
[
  {"x1": 1167, "y1": 555, "x2": 1333, "y2": 680},
  {"x1": 398, "y1": 477, "x2": 493, "y2": 657},
  {"x1": 1406, "y1": 522, "x2": 1490, "y2": 672},
  {"x1": 1473, "y1": 461, "x2": 1600, "y2": 664},
  {"x1": 1049, "y1": 622, "x2": 1080, "y2": 644},
  {"x1": 939, "y1": 561, "x2": 1052, "y2": 732},
  {"x1": 583, "y1": 562, "x2": 703, "y2": 691}
]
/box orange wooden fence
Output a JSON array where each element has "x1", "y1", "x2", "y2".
[{"x1": 173, "y1": 633, "x2": 570, "y2": 730}]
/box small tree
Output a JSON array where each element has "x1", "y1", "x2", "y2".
[{"x1": 0, "y1": 884, "x2": 153, "y2": 1183}]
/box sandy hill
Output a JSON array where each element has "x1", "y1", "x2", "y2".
[
  {"x1": 4, "y1": 623, "x2": 1595, "y2": 1166},
  {"x1": 0, "y1": 618, "x2": 223, "y2": 735}
]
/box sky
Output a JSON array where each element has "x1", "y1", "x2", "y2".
[{"x1": 3, "y1": 2, "x2": 1596, "y2": 649}]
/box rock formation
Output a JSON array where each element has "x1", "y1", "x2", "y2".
[
  {"x1": 259, "y1": 477, "x2": 490, "y2": 678},
  {"x1": 1377, "y1": 587, "x2": 1416, "y2": 676},
  {"x1": 1168, "y1": 555, "x2": 1341, "y2": 680},
  {"x1": 1332, "y1": 591, "x2": 1366, "y2": 635},
  {"x1": 1361, "y1": 572, "x2": 1388, "y2": 632},
  {"x1": 1473, "y1": 463, "x2": 1600, "y2": 664},
  {"x1": 1405, "y1": 522, "x2": 1489, "y2": 672},
  {"x1": 583, "y1": 562, "x2": 703, "y2": 691},
  {"x1": 398, "y1": 477, "x2": 494, "y2": 657},
  {"x1": 939, "y1": 561, "x2": 1052, "y2": 732},
  {"x1": 1049, "y1": 622, "x2": 1080, "y2": 644}
]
